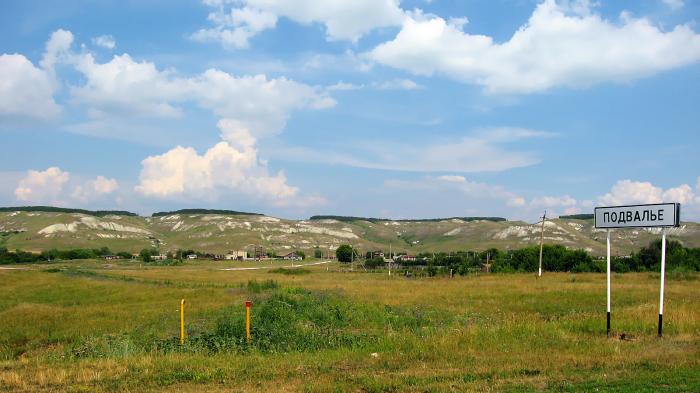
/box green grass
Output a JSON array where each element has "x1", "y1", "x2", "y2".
[
  {"x1": 268, "y1": 267, "x2": 311, "y2": 275},
  {"x1": 0, "y1": 262, "x2": 698, "y2": 392}
]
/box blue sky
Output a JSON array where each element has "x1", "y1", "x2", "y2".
[{"x1": 1, "y1": 0, "x2": 699, "y2": 221}]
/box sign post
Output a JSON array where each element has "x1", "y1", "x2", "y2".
[
  {"x1": 594, "y1": 203, "x2": 680, "y2": 338},
  {"x1": 606, "y1": 229, "x2": 611, "y2": 337},
  {"x1": 658, "y1": 228, "x2": 667, "y2": 337}
]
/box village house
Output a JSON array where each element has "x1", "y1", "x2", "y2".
[
  {"x1": 225, "y1": 250, "x2": 248, "y2": 260},
  {"x1": 282, "y1": 252, "x2": 303, "y2": 261},
  {"x1": 103, "y1": 255, "x2": 122, "y2": 260},
  {"x1": 186, "y1": 254, "x2": 198, "y2": 260}
]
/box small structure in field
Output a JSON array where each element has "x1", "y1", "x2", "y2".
[
  {"x1": 103, "y1": 255, "x2": 122, "y2": 260},
  {"x1": 186, "y1": 254, "x2": 198, "y2": 260},
  {"x1": 282, "y1": 252, "x2": 303, "y2": 261},
  {"x1": 152, "y1": 254, "x2": 167, "y2": 261},
  {"x1": 225, "y1": 250, "x2": 248, "y2": 260}
]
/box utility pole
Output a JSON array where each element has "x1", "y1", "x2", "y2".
[
  {"x1": 389, "y1": 242, "x2": 392, "y2": 277},
  {"x1": 351, "y1": 244, "x2": 354, "y2": 272},
  {"x1": 538, "y1": 211, "x2": 546, "y2": 277}
]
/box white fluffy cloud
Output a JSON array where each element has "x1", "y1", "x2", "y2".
[
  {"x1": 135, "y1": 119, "x2": 298, "y2": 202},
  {"x1": 14, "y1": 167, "x2": 70, "y2": 203},
  {"x1": 192, "y1": 70, "x2": 335, "y2": 136},
  {"x1": 14, "y1": 167, "x2": 121, "y2": 204},
  {"x1": 599, "y1": 180, "x2": 664, "y2": 205},
  {"x1": 191, "y1": 6, "x2": 278, "y2": 49},
  {"x1": 66, "y1": 48, "x2": 333, "y2": 136},
  {"x1": 0, "y1": 30, "x2": 71, "y2": 122},
  {"x1": 192, "y1": 0, "x2": 406, "y2": 48},
  {"x1": 599, "y1": 179, "x2": 699, "y2": 206},
  {"x1": 0, "y1": 55, "x2": 61, "y2": 122},
  {"x1": 92, "y1": 35, "x2": 116, "y2": 50},
  {"x1": 368, "y1": 0, "x2": 700, "y2": 94},
  {"x1": 72, "y1": 176, "x2": 119, "y2": 202},
  {"x1": 598, "y1": 179, "x2": 700, "y2": 219},
  {"x1": 41, "y1": 29, "x2": 74, "y2": 72},
  {"x1": 530, "y1": 195, "x2": 579, "y2": 215},
  {"x1": 71, "y1": 53, "x2": 189, "y2": 118}
]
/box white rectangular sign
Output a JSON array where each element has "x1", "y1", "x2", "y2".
[{"x1": 594, "y1": 203, "x2": 680, "y2": 229}]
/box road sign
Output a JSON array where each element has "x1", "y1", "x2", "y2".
[
  {"x1": 595, "y1": 202, "x2": 681, "y2": 338},
  {"x1": 594, "y1": 203, "x2": 680, "y2": 229}
]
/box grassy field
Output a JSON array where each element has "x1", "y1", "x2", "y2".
[{"x1": 1, "y1": 260, "x2": 698, "y2": 392}]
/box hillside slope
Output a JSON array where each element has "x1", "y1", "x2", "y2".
[{"x1": 1, "y1": 210, "x2": 699, "y2": 256}]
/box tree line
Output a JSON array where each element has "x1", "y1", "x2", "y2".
[
  {"x1": 0, "y1": 247, "x2": 132, "y2": 264},
  {"x1": 336, "y1": 240, "x2": 700, "y2": 274}
]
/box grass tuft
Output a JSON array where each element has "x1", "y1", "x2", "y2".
[{"x1": 268, "y1": 268, "x2": 311, "y2": 275}]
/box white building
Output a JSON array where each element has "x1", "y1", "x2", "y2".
[{"x1": 225, "y1": 250, "x2": 248, "y2": 260}]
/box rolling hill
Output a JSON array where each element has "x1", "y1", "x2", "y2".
[{"x1": 1, "y1": 209, "x2": 699, "y2": 256}]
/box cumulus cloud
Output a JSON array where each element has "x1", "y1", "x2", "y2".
[
  {"x1": 0, "y1": 55, "x2": 61, "y2": 122},
  {"x1": 14, "y1": 167, "x2": 70, "y2": 204},
  {"x1": 14, "y1": 167, "x2": 122, "y2": 205},
  {"x1": 72, "y1": 176, "x2": 119, "y2": 202},
  {"x1": 92, "y1": 35, "x2": 116, "y2": 50},
  {"x1": 63, "y1": 47, "x2": 334, "y2": 136},
  {"x1": 191, "y1": 6, "x2": 278, "y2": 49},
  {"x1": 71, "y1": 53, "x2": 189, "y2": 118},
  {"x1": 41, "y1": 29, "x2": 74, "y2": 72},
  {"x1": 0, "y1": 29, "x2": 71, "y2": 123},
  {"x1": 135, "y1": 119, "x2": 298, "y2": 202},
  {"x1": 191, "y1": 70, "x2": 335, "y2": 136},
  {"x1": 530, "y1": 195, "x2": 579, "y2": 215},
  {"x1": 599, "y1": 180, "x2": 664, "y2": 205},
  {"x1": 597, "y1": 179, "x2": 700, "y2": 220},
  {"x1": 192, "y1": 0, "x2": 406, "y2": 48},
  {"x1": 368, "y1": 0, "x2": 700, "y2": 94}
]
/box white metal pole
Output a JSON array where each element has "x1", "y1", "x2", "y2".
[
  {"x1": 658, "y1": 228, "x2": 667, "y2": 337},
  {"x1": 606, "y1": 229, "x2": 611, "y2": 337},
  {"x1": 538, "y1": 211, "x2": 546, "y2": 277}
]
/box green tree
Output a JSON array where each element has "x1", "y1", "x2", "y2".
[
  {"x1": 313, "y1": 247, "x2": 323, "y2": 258},
  {"x1": 295, "y1": 250, "x2": 306, "y2": 260},
  {"x1": 336, "y1": 245, "x2": 354, "y2": 263},
  {"x1": 139, "y1": 248, "x2": 153, "y2": 262}
]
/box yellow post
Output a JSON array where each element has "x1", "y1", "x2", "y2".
[
  {"x1": 245, "y1": 300, "x2": 252, "y2": 342},
  {"x1": 180, "y1": 299, "x2": 186, "y2": 345}
]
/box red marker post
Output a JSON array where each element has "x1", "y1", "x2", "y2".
[{"x1": 245, "y1": 300, "x2": 252, "y2": 342}]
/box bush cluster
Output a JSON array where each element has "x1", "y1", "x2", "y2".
[
  {"x1": 367, "y1": 240, "x2": 700, "y2": 274},
  {"x1": 0, "y1": 246, "x2": 130, "y2": 264}
]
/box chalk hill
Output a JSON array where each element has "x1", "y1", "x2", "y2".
[{"x1": 1, "y1": 209, "x2": 699, "y2": 256}]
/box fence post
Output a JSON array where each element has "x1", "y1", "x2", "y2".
[
  {"x1": 180, "y1": 299, "x2": 186, "y2": 345},
  {"x1": 246, "y1": 300, "x2": 252, "y2": 342}
]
